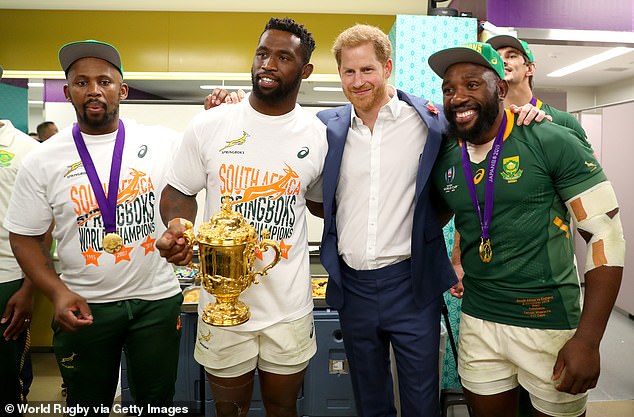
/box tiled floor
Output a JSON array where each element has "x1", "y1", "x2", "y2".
[
  {"x1": 588, "y1": 309, "x2": 634, "y2": 401},
  {"x1": 21, "y1": 310, "x2": 634, "y2": 417}
]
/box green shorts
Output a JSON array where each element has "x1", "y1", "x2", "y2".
[
  {"x1": 53, "y1": 293, "x2": 183, "y2": 413},
  {"x1": 0, "y1": 279, "x2": 29, "y2": 406}
]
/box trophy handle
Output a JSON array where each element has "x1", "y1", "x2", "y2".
[
  {"x1": 178, "y1": 219, "x2": 200, "y2": 276},
  {"x1": 180, "y1": 218, "x2": 196, "y2": 247},
  {"x1": 252, "y1": 230, "x2": 281, "y2": 282}
]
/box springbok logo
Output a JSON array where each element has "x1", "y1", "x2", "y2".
[
  {"x1": 60, "y1": 352, "x2": 78, "y2": 369},
  {"x1": 500, "y1": 156, "x2": 523, "y2": 182},
  {"x1": 64, "y1": 161, "x2": 84, "y2": 177},
  {"x1": 235, "y1": 163, "x2": 299, "y2": 205},
  {"x1": 220, "y1": 131, "x2": 250, "y2": 151},
  {"x1": 76, "y1": 168, "x2": 149, "y2": 226},
  {"x1": 117, "y1": 168, "x2": 148, "y2": 204},
  {"x1": 0, "y1": 150, "x2": 15, "y2": 167},
  {"x1": 198, "y1": 330, "x2": 211, "y2": 343}
]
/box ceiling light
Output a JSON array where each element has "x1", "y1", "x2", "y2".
[
  {"x1": 200, "y1": 85, "x2": 252, "y2": 90},
  {"x1": 313, "y1": 86, "x2": 343, "y2": 92},
  {"x1": 547, "y1": 47, "x2": 634, "y2": 77}
]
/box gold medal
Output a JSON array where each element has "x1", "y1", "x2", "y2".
[
  {"x1": 479, "y1": 237, "x2": 492, "y2": 263},
  {"x1": 103, "y1": 232, "x2": 123, "y2": 254}
]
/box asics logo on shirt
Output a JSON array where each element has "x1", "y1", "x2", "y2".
[{"x1": 474, "y1": 168, "x2": 485, "y2": 185}]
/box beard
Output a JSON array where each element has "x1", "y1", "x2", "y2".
[
  {"x1": 445, "y1": 92, "x2": 500, "y2": 143},
  {"x1": 251, "y1": 69, "x2": 303, "y2": 104},
  {"x1": 75, "y1": 100, "x2": 119, "y2": 132},
  {"x1": 343, "y1": 81, "x2": 387, "y2": 114}
]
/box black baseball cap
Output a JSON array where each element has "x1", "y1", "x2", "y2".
[
  {"x1": 429, "y1": 42, "x2": 506, "y2": 80},
  {"x1": 486, "y1": 35, "x2": 535, "y2": 63},
  {"x1": 59, "y1": 40, "x2": 123, "y2": 76}
]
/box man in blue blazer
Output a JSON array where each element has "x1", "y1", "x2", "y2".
[
  {"x1": 315, "y1": 24, "x2": 457, "y2": 417},
  {"x1": 199, "y1": 26, "x2": 544, "y2": 417},
  {"x1": 314, "y1": 24, "x2": 546, "y2": 417}
]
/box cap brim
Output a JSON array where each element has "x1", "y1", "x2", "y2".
[
  {"x1": 429, "y1": 47, "x2": 498, "y2": 79},
  {"x1": 486, "y1": 35, "x2": 528, "y2": 57},
  {"x1": 59, "y1": 41, "x2": 122, "y2": 75}
]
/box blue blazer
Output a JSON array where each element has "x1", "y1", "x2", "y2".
[{"x1": 317, "y1": 89, "x2": 457, "y2": 310}]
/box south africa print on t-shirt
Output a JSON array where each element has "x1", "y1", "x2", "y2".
[
  {"x1": 218, "y1": 162, "x2": 300, "y2": 255},
  {"x1": 70, "y1": 167, "x2": 157, "y2": 265}
]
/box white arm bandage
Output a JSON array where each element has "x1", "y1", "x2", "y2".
[{"x1": 565, "y1": 181, "x2": 625, "y2": 273}]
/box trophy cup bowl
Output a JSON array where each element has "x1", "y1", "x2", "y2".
[{"x1": 183, "y1": 195, "x2": 281, "y2": 326}]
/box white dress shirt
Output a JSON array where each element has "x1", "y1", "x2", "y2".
[{"x1": 336, "y1": 90, "x2": 428, "y2": 270}]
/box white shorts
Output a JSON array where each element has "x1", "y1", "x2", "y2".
[
  {"x1": 194, "y1": 313, "x2": 317, "y2": 378},
  {"x1": 458, "y1": 313, "x2": 587, "y2": 417}
]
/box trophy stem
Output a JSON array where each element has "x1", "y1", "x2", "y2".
[{"x1": 202, "y1": 299, "x2": 250, "y2": 326}]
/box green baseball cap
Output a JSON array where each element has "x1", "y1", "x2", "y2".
[
  {"x1": 428, "y1": 42, "x2": 506, "y2": 80},
  {"x1": 486, "y1": 35, "x2": 534, "y2": 63},
  {"x1": 59, "y1": 40, "x2": 123, "y2": 76}
]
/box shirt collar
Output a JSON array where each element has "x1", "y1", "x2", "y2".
[
  {"x1": 0, "y1": 120, "x2": 15, "y2": 147},
  {"x1": 350, "y1": 85, "x2": 400, "y2": 129}
]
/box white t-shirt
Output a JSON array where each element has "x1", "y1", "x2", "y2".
[
  {"x1": 336, "y1": 91, "x2": 428, "y2": 270},
  {"x1": 167, "y1": 99, "x2": 327, "y2": 331},
  {"x1": 4, "y1": 119, "x2": 181, "y2": 302},
  {"x1": 0, "y1": 121, "x2": 39, "y2": 284}
]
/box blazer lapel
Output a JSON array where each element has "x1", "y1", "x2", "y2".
[
  {"x1": 323, "y1": 105, "x2": 351, "y2": 228},
  {"x1": 397, "y1": 90, "x2": 445, "y2": 202},
  {"x1": 415, "y1": 117, "x2": 443, "y2": 200}
]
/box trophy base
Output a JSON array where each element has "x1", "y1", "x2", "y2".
[{"x1": 202, "y1": 300, "x2": 250, "y2": 326}]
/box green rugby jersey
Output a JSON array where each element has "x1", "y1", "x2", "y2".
[
  {"x1": 432, "y1": 110, "x2": 606, "y2": 329},
  {"x1": 535, "y1": 98, "x2": 588, "y2": 142}
]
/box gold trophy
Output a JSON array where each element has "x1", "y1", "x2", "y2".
[{"x1": 183, "y1": 194, "x2": 281, "y2": 326}]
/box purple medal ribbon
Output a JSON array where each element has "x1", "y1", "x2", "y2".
[
  {"x1": 460, "y1": 112, "x2": 507, "y2": 253},
  {"x1": 72, "y1": 120, "x2": 125, "y2": 234},
  {"x1": 529, "y1": 96, "x2": 537, "y2": 106}
]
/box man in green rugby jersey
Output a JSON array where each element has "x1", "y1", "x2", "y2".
[
  {"x1": 486, "y1": 34, "x2": 587, "y2": 140},
  {"x1": 428, "y1": 42, "x2": 624, "y2": 417}
]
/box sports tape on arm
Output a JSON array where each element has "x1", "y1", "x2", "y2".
[{"x1": 565, "y1": 181, "x2": 625, "y2": 273}]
